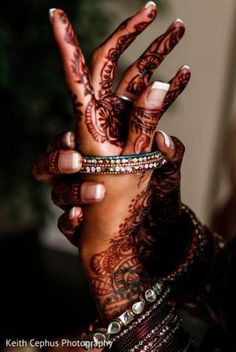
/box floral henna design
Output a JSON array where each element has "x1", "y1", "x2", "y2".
[
  {"x1": 126, "y1": 22, "x2": 185, "y2": 96},
  {"x1": 85, "y1": 95, "x2": 128, "y2": 146},
  {"x1": 89, "y1": 189, "x2": 152, "y2": 320}
]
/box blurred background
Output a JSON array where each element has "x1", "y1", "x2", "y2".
[{"x1": 1, "y1": 0, "x2": 236, "y2": 350}]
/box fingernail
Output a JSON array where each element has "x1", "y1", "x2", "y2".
[
  {"x1": 158, "y1": 130, "x2": 174, "y2": 149},
  {"x1": 181, "y1": 65, "x2": 190, "y2": 70},
  {"x1": 145, "y1": 1, "x2": 156, "y2": 8},
  {"x1": 81, "y1": 183, "x2": 105, "y2": 203},
  {"x1": 175, "y1": 18, "x2": 184, "y2": 24},
  {"x1": 65, "y1": 132, "x2": 72, "y2": 147},
  {"x1": 69, "y1": 207, "x2": 82, "y2": 220},
  {"x1": 147, "y1": 81, "x2": 170, "y2": 108},
  {"x1": 58, "y1": 151, "x2": 82, "y2": 172},
  {"x1": 49, "y1": 8, "x2": 57, "y2": 20}
]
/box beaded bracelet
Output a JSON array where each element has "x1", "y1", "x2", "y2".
[{"x1": 79, "y1": 151, "x2": 167, "y2": 175}]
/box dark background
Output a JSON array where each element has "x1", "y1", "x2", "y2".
[{"x1": 0, "y1": 0, "x2": 167, "y2": 342}]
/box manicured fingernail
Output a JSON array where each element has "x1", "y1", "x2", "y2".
[
  {"x1": 175, "y1": 18, "x2": 184, "y2": 24},
  {"x1": 147, "y1": 81, "x2": 170, "y2": 108},
  {"x1": 49, "y1": 8, "x2": 57, "y2": 20},
  {"x1": 81, "y1": 183, "x2": 105, "y2": 203},
  {"x1": 145, "y1": 1, "x2": 156, "y2": 8},
  {"x1": 58, "y1": 151, "x2": 81, "y2": 172},
  {"x1": 181, "y1": 65, "x2": 190, "y2": 70},
  {"x1": 65, "y1": 132, "x2": 72, "y2": 147},
  {"x1": 158, "y1": 130, "x2": 174, "y2": 149},
  {"x1": 69, "y1": 207, "x2": 82, "y2": 220}
]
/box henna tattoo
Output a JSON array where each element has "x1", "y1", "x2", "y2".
[
  {"x1": 58, "y1": 10, "x2": 93, "y2": 123},
  {"x1": 130, "y1": 107, "x2": 161, "y2": 153},
  {"x1": 97, "y1": 15, "x2": 156, "y2": 99},
  {"x1": 85, "y1": 95, "x2": 127, "y2": 146},
  {"x1": 161, "y1": 70, "x2": 191, "y2": 115},
  {"x1": 52, "y1": 181, "x2": 82, "y2": 208},
  {"x1": 89, "y1": 189, "x2": 152, "y2": 320},
  {"x1": 58, "y1": 209, "x2": 83, "y2": 245},
  {"x1": 134, "y1": 138, "x2": 185, "y2": 262},
  {"x1": 126, "y1": 23, "x2": 185, "y2": 96},
  {"x1": 32, "y1": 150, "x2": 61, "y2": 182}
]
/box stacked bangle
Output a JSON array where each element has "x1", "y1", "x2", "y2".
[
  {"x1": 79, "y1": 151, "x2": 167, "y2": 175},
  {"x1": 91, "y1": 280, "x2": 166, "y2": 344}
]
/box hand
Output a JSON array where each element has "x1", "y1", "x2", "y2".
[{"x1": 45, "y1": 3, "x2": 190, "y2": 320}]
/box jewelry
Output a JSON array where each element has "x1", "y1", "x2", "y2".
[
  {"x1": 79, "y1": 151, "x2": 167, "y2": 175},
  {"x1": 116, "y1": 93, "x2": 133, "y2": 102},
  {"x1": 92, "y1": 280, "x2": 166, "y2": 344}
]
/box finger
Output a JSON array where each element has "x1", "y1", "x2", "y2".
[
  {"x1": 58, "y1": 207, "x2": 83, "y2": 246},
  {"x1": 52, "y1": 181, "x2": 106, "y2": 209},
  {"x1": 160, "y1": 65, "x2": 191, "y2": 117},
  {"x1": 46, "y1": 131, "x2": 75, "y2": 153},
  {"x1": 123, "y1": 81, "x2": 170, "y2": 154},
  {"x1": 154, "y1": 131, "x2": 185, "y2": 163},
  {"x1": 49, "y1": 9, "x2": 95, "y2": 139},
  {"x1": 32, "y1": 150, "x2": 82, "y2": 183},
  {"x1": 152, "y1": 131, "x2": 185, "y2": 200},
  {"x1": 116, "y1": 19, "x2": 185, "y2": 99},
  {"x1": 90, "y1": 1, "x2": 157, "y2": 99}
]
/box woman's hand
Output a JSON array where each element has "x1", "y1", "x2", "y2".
[{"x1": 35, "y1": 2, "x2": 190, "y2": 321}]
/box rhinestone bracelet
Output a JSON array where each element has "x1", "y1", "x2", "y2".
[
  {"x1": 79, "y1": 151, "x2": 167, "y2": 175},
  {"x1": 92, "y1": 280, "x2": 166, "y2": 344}
]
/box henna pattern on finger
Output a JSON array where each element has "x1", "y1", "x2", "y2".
[
  {"x1": 58, "y1": 11, "x2": 93, "y2": 122},
  {"x1": 32, "y1": 151, "x2": 61, "y2": 182},
  {"x1": 125, "y1": 23, "x2": 185, "y2": 97},
  {"x1": 161, "y1": 70, "x2": 191, "y2": 115},
  {"x1": 58, "y1": 209, "x2": 83, "y2": 246},
  {"x1": 134, "y1": 138, "x2": 185, "y2": 260},
  {"x1": 130, "y1": 107, "x2": 161, "y2": 153},
  {"x1": 52, "y1": 181, "x2": 82, "y2": 209},
  {"x1": 89, "y1": 189, "x2": 151, "y2": 320}
]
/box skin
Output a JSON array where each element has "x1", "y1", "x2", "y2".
[{"x1": 33, "y1": 3, "x2": 190, "y2": 323}]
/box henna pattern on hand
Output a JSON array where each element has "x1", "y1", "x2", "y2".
[
  {"x1": 85, "y1": 95, "x2": 127, "y2": 146},
  {"x1": 52, "y1": 181, "x2": 82, "y2": 209},
  {"x1": 134, "y1": 138, "x2": 185, "y2": 260},
  {"x1": 89, "y1": 189, "x2": 152, "y2": 320},
  {"x1": 130, "y1": 107, "x2": 161, "y2": 153},
  {"x1": 98, "y1": 17, "x2": 155, "y2": 99},
  {"x1": 126, "y1": 23, "x2": 185, "y2": 96},
  {"x1": 161, "y1": 70, "x2": 191, "y2": 115}
]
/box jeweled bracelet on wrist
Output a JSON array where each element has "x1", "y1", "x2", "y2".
[{"x1": 79, "y1": 150, "x2": 167, "y2": 175}]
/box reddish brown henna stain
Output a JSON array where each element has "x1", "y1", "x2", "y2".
[
  {"x1": 135, "y1": 138, "x2": 185, "y2": 259},
  {"x1": 89, "y1": 189, "x2": 152, "y2": 320},
  {"x1": 126, "y1": 24, "x2": 185, "y2": 96},
  {"x1": 130, "y1": 107, "x2": 161, "y2": 153}
]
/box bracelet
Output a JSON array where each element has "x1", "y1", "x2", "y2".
[
  {"x1": 79, "y1": 151, "x2": 167, "y2": 175},
  {"x1": 90, "y1": 280, "x2": 166, "y2": 344}
]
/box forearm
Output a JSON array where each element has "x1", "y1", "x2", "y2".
[{"x1": 79, "y1": 182, "x2": 152, "y2": 321}]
